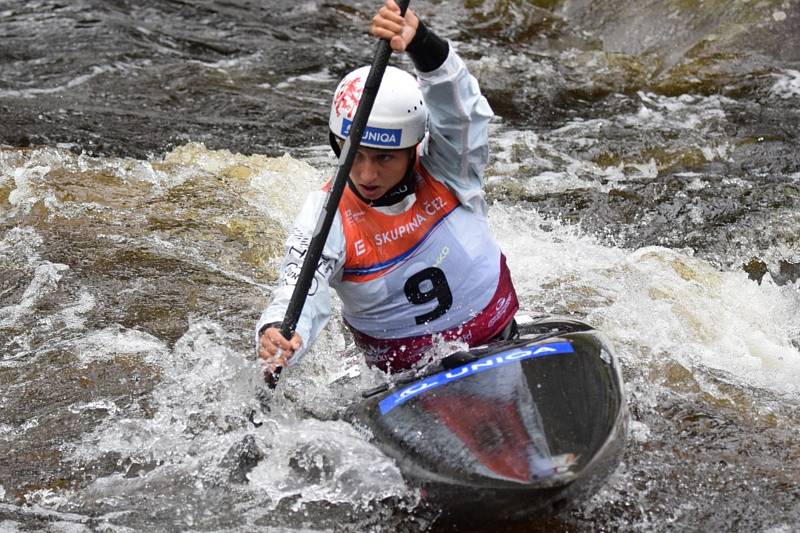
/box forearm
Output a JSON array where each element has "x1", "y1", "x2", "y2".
[
  {"x1": 417, "y1": 47, "x2": 494, "y2": 213},
  {"x1": 255, "y1": 193, "x2": 344, "y2": 364}
]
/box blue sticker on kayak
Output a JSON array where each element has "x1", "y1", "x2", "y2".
[
  {"x1": 341, "y1": 118, "x2": 402, "y2": 147},
  {"x1": 378, "y1": 341, "x2": 575, "y2": 415}
]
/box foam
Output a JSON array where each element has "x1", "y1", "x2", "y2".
[
  {"x1": 71, "y1": 326, "x2": 169, "y2": 367},
  {"x1": 770, "y1": 69, "x2": 800, "y2": 99},
  {"x1": 0, "y1": 64, "x2": 121, "y2": 99},
  {"x1": 490, "y1": 209, "x2": 800, "y2": 398},
  {"x1": 0, "y1": 262, "x2": 69, "y2": 329}
]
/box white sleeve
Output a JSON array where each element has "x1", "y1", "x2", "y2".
[
  {"x1": 255, "y1": 190, "x2": 346, "y2": 366},
  {"x1": 417, "y1": 46, "x2": 494, "y2": 216}
]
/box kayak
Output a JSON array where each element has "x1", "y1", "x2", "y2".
[{"x1": 349, "y1": 314, "x2": 628, "y2": 525}]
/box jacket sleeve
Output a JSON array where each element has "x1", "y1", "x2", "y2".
[
  {"x1": 417, "y1": 47, "x2": 494, "y2": 217},
  {"x1": 255, "y1": 190, "x2": 346, "y2": 366}
]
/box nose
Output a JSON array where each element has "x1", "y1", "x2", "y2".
[{"x1": 353, "y1": 157, "x2": 380, "y2": 184}]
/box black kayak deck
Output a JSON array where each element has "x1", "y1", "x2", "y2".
[{"x1": 350, "y1": 315, "x2": 628, "y2": 523}]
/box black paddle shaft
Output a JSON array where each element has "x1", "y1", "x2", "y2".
[{"x1": 279, "y1": 0, "x2": 411, "y2": 340}]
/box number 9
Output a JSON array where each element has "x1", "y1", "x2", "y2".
[{"x1": 404, "y1": 267, "x2": 453, "y2": 325}]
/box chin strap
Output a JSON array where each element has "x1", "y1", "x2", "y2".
[{"x1": 329, "y1": 131, "x2": 343, "y2": 158}]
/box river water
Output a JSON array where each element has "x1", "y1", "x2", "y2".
[{"x1": 1, "y1": 0, "x2": 799, "y2": 531}]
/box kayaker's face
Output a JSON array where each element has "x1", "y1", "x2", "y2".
[{"x1": 349, "y1": 146, "x2": 413, "y2": 201}]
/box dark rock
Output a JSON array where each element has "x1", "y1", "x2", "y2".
[
  {"x1": 772, "y1": 260, "x2": 800, "y2": 286},
  {"x1": 220, "y1": 434, "x2": 265, "y2": 484},
  {"x1": 743, "y1": 257, "x2": 768, "y2": 284}
]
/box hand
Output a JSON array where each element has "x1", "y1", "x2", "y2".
[
  {"x1": 258, "y1": 327, "x2": 302, "y2": 374},
  {"x1": 370, "y1": 0, "x2": 419, "y2": 53}
]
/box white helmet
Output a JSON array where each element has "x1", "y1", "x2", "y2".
[{"x1": 329, "y1": 65, "x2": 427, "y2": 150}]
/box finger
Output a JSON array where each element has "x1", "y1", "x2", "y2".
[
  {"x1": 371, "y1": 16, "x2": 404, "y2": 38},
  {"x1": 261, "y1": 350, "x2": 285, "y2": 371},
  {"x1": 267, "y1": 331, "x2": 294, "y2": 351},
  {"x1": 259, "y1": 333, "x2": 280, "y2": 353},
  {"x1": 389, "y1": 36, "x2": 405, "y2": 52},
  {"x1": 258, "y1": 340, "x2": 275, "y2": 359},
  {"x1": 274, "y1": 349, "x2": 288, "y2": 366},
  {"x1": 371, "y1": 28, "x2": 403, "y2": 46},
  {"x1": 379, "y1": 3, "x2": 404, "y2": 22},
  {"x1": 375, "y1": 4, "x2": 406, "y2": 27},
  {"x1": 258, "y1": 345, "x2": 276, "y2": 360}
]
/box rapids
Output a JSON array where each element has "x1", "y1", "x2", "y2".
[{"x1": 1, "y1": 0, "x2": 799, "y2": 531}]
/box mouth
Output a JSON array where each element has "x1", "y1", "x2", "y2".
[{"x1": 359, "y1": 184, "x2": 383, "y2": 199}]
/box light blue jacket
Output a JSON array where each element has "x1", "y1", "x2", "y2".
[{"x1": 256, "y1": 47, "x2": 495, "y2": 365}]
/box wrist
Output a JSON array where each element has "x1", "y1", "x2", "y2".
[
  {"x1": 406, "y1": 19, "x2": 449, "y2": 73},
  {"x1": 258, "y1": 322, "x2": 281, "y2": 337}
]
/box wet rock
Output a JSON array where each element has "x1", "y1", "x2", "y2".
[
  {"x1": 220, "y1": 434, "x2": 265, "y2": 484},
  {"x1": 771, "y1": 260, "x2": 800, "y2": 286},
  {"x1": 743, "y1": 258, "x2": 800, "y2": 286},
  {"x1": 743, "y1": 257, "x2": 768, "y2": 284}
]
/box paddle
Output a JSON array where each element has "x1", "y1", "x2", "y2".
[{"x1": 269, "y1": 0, "x2": 412, "y2": 387}]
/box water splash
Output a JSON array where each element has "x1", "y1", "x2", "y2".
[
  {"x1": 492, "y1": 208, "x2": 800, "y2": 397},
  {"x1": 770, "y1": 69, "x2": 800, "y2": 99}
]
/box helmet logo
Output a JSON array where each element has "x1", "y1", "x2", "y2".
[
  {"x1": 341, "y1": 119, "x2": 402, "y2": 147},
  {"x1": 334, "y1": 76, "x2": 363, "y2": 119}
]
